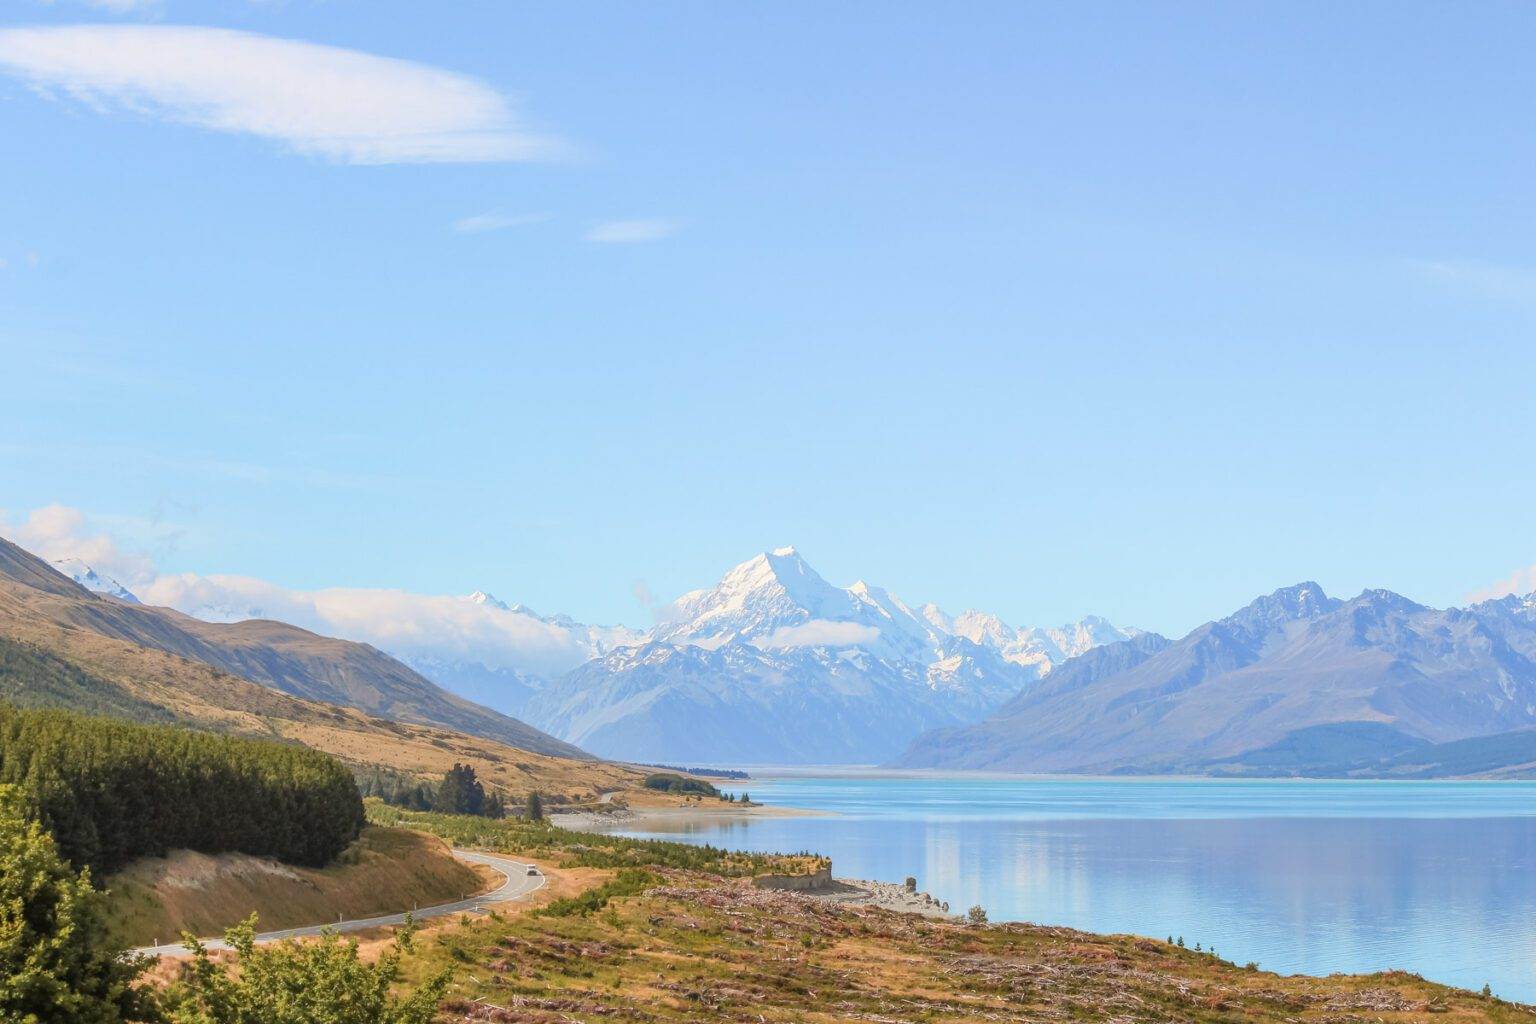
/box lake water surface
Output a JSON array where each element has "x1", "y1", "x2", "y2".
[{"x1": 607, "y1": 771, "x2": 1536, "y2": 1002}]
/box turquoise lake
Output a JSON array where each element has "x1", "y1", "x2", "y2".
[{"x1": 606, "y1": 771, "x2": 1536, "y2": 1002}]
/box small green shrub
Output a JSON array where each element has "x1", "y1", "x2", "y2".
[
  {"x1": 535, "y1": 869, "x2": 656, "y2": 918},
  {"x1": 641, "y1": 773, "x2": 720, "y2": 798}
]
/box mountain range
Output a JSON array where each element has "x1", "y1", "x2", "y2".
[
  {"x1": 894, "y1": 582, "x2": 1536, "y2": 775},
  {"x1": 38, "y1": 539, "x2": 1536, "y2": 776},
  {"x1": 56, "y1": 545, "x2": 1139, "y2": 765},
  {"x1": 521, "y1": 547, "x2": 1138, "y2": 763}
]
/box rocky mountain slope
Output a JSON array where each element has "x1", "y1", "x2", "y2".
[
  {"x1": 895, "y1": 582, "x2": 1536, "y2": 775},
  {"x1": 0, "y1": 536, "x2": 583, "y2": 759},
  {"x1": 523, "y1": 547, "x2": 1137, "y2": 763}
]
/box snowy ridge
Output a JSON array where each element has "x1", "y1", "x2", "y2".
[
  {"x1": 896, "y1": 583, "x2": 1536, "y2": 774},
  {"x1": 52, "y1": 557, "x2": 140, "y2": 603}
]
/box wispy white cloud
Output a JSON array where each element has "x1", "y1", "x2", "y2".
[
  {"x1": 1409, "y1": 259, "x2": 1536, "y2": 305},
  {"x1": 0, "y1": 504, "x2": 159, "y2": 587},
  {"x1": 0, "y1": 250, "x2": 41, "y2": 271},
  {"x1": 40, "y1": 0, "x2": 163, "y2": 13},
  {"x1": 1467, "y1": 564, "x2": 1536, "y2": 604},
  {"x1": 139, "y1": 573, "x2": 598, "y2": 677},
  {"x1": 451, "y1": 211, "x2": 549, "y2": 234},
  {"x1": 80, "y1": 0, "x2": 162, "y2": 13},
  {"x1": 0, "y1": 25, "x2": 565, "y2": 164},
  {"x1": 585, "y1": 218, "x2": 679, "y2": 244},
  {"x1": 754, "y1": 619, "x2": 880, "y2": 651}
]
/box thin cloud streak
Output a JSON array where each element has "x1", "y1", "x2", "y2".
[
  {"x1": 585, "y1": 218, "x2": 679, "y2": 244},
  {"x1": 1408, "y1": 258, "x2": 1536, "y2": 305},
  {"x1": 0, "y1": 24, "x2": 566, "y2": 164},
  {"x1": 451, "y1": 212, "x2": 549, "y2": 234}
]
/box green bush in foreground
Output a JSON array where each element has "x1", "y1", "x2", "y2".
[
  {"x1": 0, "y1": 785, "x2": 155, "y2": 1023},
  {"x1": 165, "y1": 915, "x2": 449, "y2": 1024},
  {"x1": 535, "y1": 869, "x2": 657, "y2": 918}
]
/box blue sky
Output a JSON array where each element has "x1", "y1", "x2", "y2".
[{"x1": 2, "y1": 1, "x2": 1535, "y2": 637}]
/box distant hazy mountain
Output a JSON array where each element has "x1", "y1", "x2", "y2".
[
  {"x1": 396, "y1": 654, "x2": 545, "y2": 715},
  {"x1": 894, "y1": 583, "x2": 1536, "y2": 776},
  {"x1": 399, "y1": 591, "x2": 642, "y2": 714},
  {"x1": 523, "y1": 547, "x2": 1137, "y2": 763},
  {"x1": 52, "y1": 557, "x2": 140, "y2": 603},
  {"x1": 927, "y1": 607, "x2": 1141, "y2": 677},
  {"x1": 465, "y1": 590, "x2": 644, "y2": 659}
]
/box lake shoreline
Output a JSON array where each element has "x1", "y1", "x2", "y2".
[
  {"x1": 552, "y1": 799, "x2": 828, "y2": 833},
  {"x1": 560, "y1": 771, "x2": 1536, "y2": 1002},
  {"x1": 554, "y1": 802, "x2": 957, "y2": 919}
]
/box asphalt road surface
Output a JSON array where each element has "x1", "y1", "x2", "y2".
[{"x1": 134, "y1": 849, "x2": 545, "y2": 958}]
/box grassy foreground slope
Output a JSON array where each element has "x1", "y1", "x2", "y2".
[
  {"x1": 374, "y1": 805, "x2": 1532, "y2": 1023},
  {"x1": 105, "y1": 826, "x2": 483, "y2": 947}
]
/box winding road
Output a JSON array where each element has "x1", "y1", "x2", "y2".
[{"x1": 134, "y1": 849, "x2": 545, "y2": 958}]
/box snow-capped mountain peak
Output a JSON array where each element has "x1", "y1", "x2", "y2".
[
  {"x1": 657, "y1": 546, "x2": 855, "y2": 645},
  {"x1": 919, "y1": 602, "x2": 954, "y2": 634},
  {"x1": 52, "y1": 558, "x2": 140, "y2": 604},
  {"x1": 525, "y1": 546, "x2": 1141, "y2": 763},
  {"x1": 641, "y1": 546, "x2": 1138, "y2": 682},
  {"x1": 467, "y1": 590, "x2": 510, "y2": 610},
  {"x1": 949, "y1": 609, "x2": 1017, "y2": 647}
]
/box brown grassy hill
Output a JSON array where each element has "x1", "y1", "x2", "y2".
[{"x1": 0, "y1": 535, "x2": 581, "y2": 758}]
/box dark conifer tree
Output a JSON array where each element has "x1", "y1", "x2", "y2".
[
  {"x1": 431, "y1": 763, "x2": 486, "y2": 816},
  {"x1": 0, "y1": 704, "x2": 364, "y2": 874}
]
